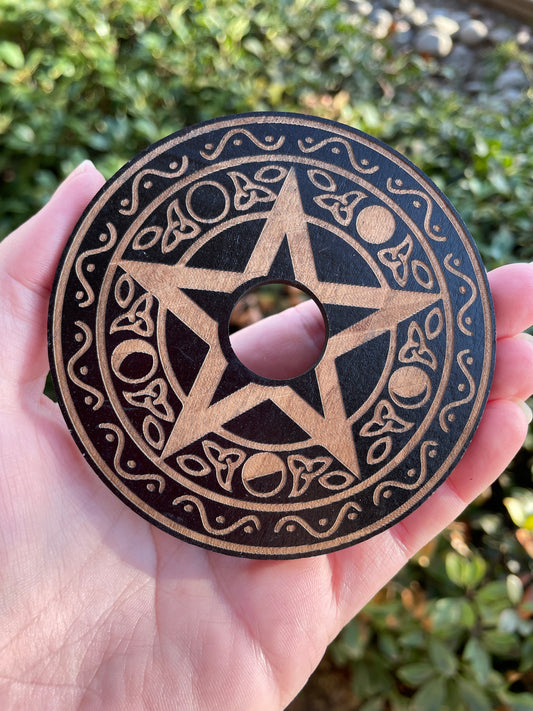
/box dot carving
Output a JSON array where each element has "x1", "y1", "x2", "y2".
[{"x1": 48, "y1": 112, "x2": 494, "y2": 559}]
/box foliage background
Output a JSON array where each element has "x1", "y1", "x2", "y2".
[{"x1": 1, "y1": 1, "x2": 532, "y2": 709}]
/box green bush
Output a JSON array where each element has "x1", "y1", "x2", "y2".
[
  {"x1": 1, "y1": 0, "x2": 532, "y2": 267},
  {"x1": 1, "y1": 1, "x2": 532, "y2": 708},
  {"x1": 330, "y1": 480, "x2": 533, "y2": 709}
]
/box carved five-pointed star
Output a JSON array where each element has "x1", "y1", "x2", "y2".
[{"x1": 118, "y1": 169, "x2": 441, "y2": 476}]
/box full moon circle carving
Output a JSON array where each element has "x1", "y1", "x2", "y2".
[{"x1": 48, "y1": 112, "x2": 495, "y2": 558}]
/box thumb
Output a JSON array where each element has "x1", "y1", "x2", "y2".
[{"x1": 0, "y1": 161, "x2": 105, "y2": 405}]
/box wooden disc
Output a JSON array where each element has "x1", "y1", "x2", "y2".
[{"x1": 48, "y1": 113, "x2": 495, "y2": 559}]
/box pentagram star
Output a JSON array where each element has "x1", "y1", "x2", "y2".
[{"x1": 118, "y1": 169, "x2": 441, "y2": 475}]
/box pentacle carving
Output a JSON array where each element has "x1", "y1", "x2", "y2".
[{"x1": 48, "y1": 112, "x2": 495, "y2": 559}]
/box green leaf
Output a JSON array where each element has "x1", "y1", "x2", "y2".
[
  {"x1": 499, "y1": 608, "x2": 521, "y2": 634},
  {"x1": 463, "y1": 638, "x2": 491, "y2": 685},
  {"x1": 399, "y1": 630, "x2": 426, "y2": 649},
  {"x1": 431, "y1": 597, "x2": 476, "y2": 630},
  {"x1": 506, "y1": 574, "x2": 524, "y2": 605},
  {"x1": 360, "y1": 698, "x2": 386, "y2": 711},
  {"x1": 389, "y1": 690, "x2": 412, "y2": 711},
  {"x1": 445, "y1": 677, "x2": 468, "y2": 711},
  {"x1": 488, "y1": 171, "x2": 511, "y2": 196},
  {"x1": 499, "y1": 691, "x2": 533, "y2": 711},
  {"x1": 429, "y1": 638, "x2": 458, "y2": 677},
  {"x1": 397, "y1": 662, "x2": 435, "y2": 687},
  {"x1": 455, "y1": 677, "x2": 492, "y2": 711},
  {"x1": 411, "y1": 677, "x2": 446, "y2": 711},
  {"x1": 339, "y1": 618, "x2": 369, "y2": 660},
  {"x1": 0, "y1": 41, "x2": 25, "y2": 69},
  {"x1": 481, "y1": 630, "x2": 520, "y2": 657},
  {"x1": 466, "y1": 556, "x2": 488, "y2": 588},
  {"x1": 445, "y1": 552, "x2": 464, "y2": 587},
  {"x1": 378, "y1": 631, "x2": 400, "y2": 661},
  {"x1": 477, "y1": 581, "x2": 509, "y2": 608},
  {"x1": 504, "y1": 489, "x2": 533, "y2": 528},
  {"x1": 519, "y1": 637, "x2": 533, "y2": 673},
  {"x1": 350, "y1": 660, "x2": 392, "y2": 698},
  {"x1": 445, "y1": 553, "x2": 487, "y2": 589},
  {"x1": 457, "y1": 599, "x2": 477, "y2": 629}
]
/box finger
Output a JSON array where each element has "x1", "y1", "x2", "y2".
[
  {"x1": 489, "y1": 334, "x2": 533, "y2": 401},
  {"x1": 0, "y1": 162, "x2": 105, "y2": 401},
  {"x1": 230, "y1": 299, "x2": 325, "y2": 379},
  {"x1": 331, "y1": 397, "x2": 530, "y2": 627},
  {"x1": 231, "y1": 263, "x2": 533, "y2": 380},
  {"x1": 489, "y1": 262, "x2": 533, "y2": 339}
]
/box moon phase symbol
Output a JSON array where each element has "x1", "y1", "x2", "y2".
[
  {"x1": 110, "y1": 339, "x2": 158, "y2": 384},
  {"x1": 185, "y1": 180, "x2": 230, "y2": 224},
  {"x1": 356, "y1": 205, "x2": 396, "y2": 244},
  {"x1": 388, "y1": 366, "x2": 432, "y2": 409},
  {"x1": 242, "y1": 452, "x2": 287, "y2": 498}
]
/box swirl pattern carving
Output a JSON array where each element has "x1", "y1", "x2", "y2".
[
  {"x1": 74, "y1": 222, "x2": 117, "y2": 307},
  {"x1": 49, "y1": 113, "x2": 494, "y2": 558},
  {"x1": 119, "y1": 158, "x2": 189, "y2": 216},
  {"x1": 386, "y1": 178, "x2": 447, "y2": 242}
]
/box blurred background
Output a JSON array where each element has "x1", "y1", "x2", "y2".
[{"x1": 1, "y1": 1, "x2": 532, "y2": 708}]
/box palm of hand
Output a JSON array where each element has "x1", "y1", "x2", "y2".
[
  {"x1": 2, "y1": 394, "x2": 337, "y2": 710},
  {"x1": 1, "y1": 163, "x2": 532, "y2": 710}
]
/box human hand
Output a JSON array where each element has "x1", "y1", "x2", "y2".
[{"x1": 1, "y1": 162, "x2": 532, "y2": 710}]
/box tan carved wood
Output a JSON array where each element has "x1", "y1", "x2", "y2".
[{"x1": 48, "y1": 113, "x2": 495, "y2": 558}]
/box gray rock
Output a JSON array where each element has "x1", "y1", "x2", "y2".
[
  {"x1": 445, "y1": 44, "x2": 475, "y2": 77},
  {"x1": 383, "y1": 0, "x2": 415, "y2": 13},
  {"x1": 404, "y1": 7, "x2": 428, "y2": 26},
  {"x1": 353, "y1": 0, "x2": 373, "y2": 17},
  {"x1": 449, "y1": 11, "x2": 470, "y2": 26},
  {"x1": 415, "y1": 28, "x2": 453, "y2": 58},
  {"x1": 517, "y1": 28, "x2": 531, "y2": 46},
  {"x1": 398, "y1": 0, "x2": 416, "y2": 13},
  {"x1": 369, "y1": 7, "x2": 393, "y2": 39},
  {"x1": 495, "y1": 66, "x2": 529, "y2": 91},
  {"x1": 428, "y1": 14, "x2": 460, "y2": 37},
  {"x1": 459, "y1": 19, "x2": 489, "y2": 46},
  {"x1": 426, "y1": 5, "x2": 450, "y2": 16},
  {"x1": 490, "y1": 27, "x2": 515, "y2": 45},
  {"x1": 465, "y1": 80, "x2": 485, "y2": 94},
  {"x1": 392, "y1": 19, "x2": 414, "y2": 47},
  {"x1": 478, "y1": 94, "x2": 507, "y2": 112},
  {"x1": 497, "y1": 88, "x2": 524, "y2": 104}
]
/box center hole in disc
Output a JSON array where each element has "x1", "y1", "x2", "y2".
[{"x1": 229, "y1": 281, "x2": 327, "y2": 380}]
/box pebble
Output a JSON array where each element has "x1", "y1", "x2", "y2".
[
  {"x1": 449, "y1": 10, "x2": 470, "y2": 25},
  {"x1": 369, "y1": 7, "x2": 393, "y2": 38},
  {"x1": 465, "y1": 80, "x2": 486, "y2": 94},
  {"x1": 495, "y1": 66, "x2": 529, "y2": 91},
  {"x1": 352, "y1": 0, "x2": 531, "y2": 104},
  {"x1": 498, "y1": 88, "x2": 523, "y2": 103},
  {"x1": 404, "y1": 7, "x2": 428, "y2": 26},
  {"x1": 415, "y1": 27, "x2": 453, "y2": 57},
  {"x1": 459, "y1": 18, "x2": 489, "y2": 46},
  {"x1": 445, "y1": 44, "x2": 475, "y2": 76},
  {"x1": 490, "y1": 27, "x2": 515, "y2": 44},
  {"x1": 516, "y1": 28, "x2": 531, "y2": 46},
  {"x1": 392, "y1": 19, "x2": 415, "y2": 47},
  {"x1": 428, "y1": 14, "x2": 460, "y2": 37},
  {"x1": 383, "y1": 0, "x2": 416, "y2": 12},
  {"x1": 356, "y1": 0, "x2": 373, "y2": 16}
]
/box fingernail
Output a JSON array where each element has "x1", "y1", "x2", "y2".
[
  {"x1": 62, "y1": 160, "x2": 96, "y2": 183},
  {"x1": 71, "y1": 159, "x2": 96, "y2": 176},
  {"x1": 511, "y1": 398, "x2": 533, "y2": 424},
  {"x1": 55, "y1": 160, "x2": 96, "y2": 194}
]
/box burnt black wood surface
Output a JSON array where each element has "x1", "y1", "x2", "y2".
[{"x1": 48, "y1": 112, "x2": 495, "y2": 558}]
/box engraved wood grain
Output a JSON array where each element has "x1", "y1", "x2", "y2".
[{"x1": 48, "y1": 112, "x2": 495, "y2": 559}]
